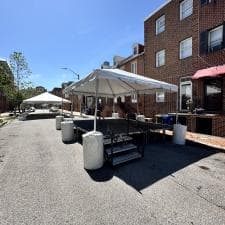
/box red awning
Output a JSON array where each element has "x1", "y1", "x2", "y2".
[{"x1": 192, "y1": 64, "x2": 225, "y2": 80}]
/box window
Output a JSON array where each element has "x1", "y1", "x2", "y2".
[
  {"x1": 204, "y1": 78, "x2": 222, "y2": 111},
  {"x1": 156, "y1": 91, "x2": 165, "y2": 103},
  {"x1": 200, "y1": 24, "x2": 224, "y2": 54},
  {"x1": 201, "y1": 0, "x2": 212, "y2": 6},
  {"x1": 133, "y1": 46, "x2": 138, "y2": 55},
  {"x1": 180, "y1": 37, "x2": 192, "y2": 59},
  {"x1": 180, "y1": 0, "x2": 193, "y2": 20},
  {"x1": 156, "y1": 15, "x2": 165, "y2": 35},
  {"x1": 131, "y1": 94, "x2": 137, "y2": 103},
  {"x1": 180, "y1": 81, "x2": 192, "y2": 110},
  {"x1": 156, "y1": 50, "x2": 165, "y2": 67},
  {"x1": 131, "y1": 62, "x2": 137, "y2": 74},
  {"x1": 208, "y1": 25, "x2": 223, "y2": 51}
]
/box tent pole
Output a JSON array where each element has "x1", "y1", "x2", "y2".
[
  {"x1": 80, "y1": 95, "x2": 82, "y2": 117},
  {"x1": 176, "y1": 90, "x2": 179, "y2": 124},
  {"x1": 136, "y1": 92, "x2": 139, "y2": 115},
  {"x1": 70, "y1": 94, "x2": 73, "y2": 117},
  {"x1": 113, "y1": 99, "x2": 115, "y2": 113},
  {"x1": 94, "y1": 77, "x2": 99, "y2": 132},
  {"x1": 61, "y1": 94, "x2": 63, "y2": 115}
]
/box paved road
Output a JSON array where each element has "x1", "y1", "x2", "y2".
[{"x1": 0, "y1": 119, "x2": 225, "y2": 225}]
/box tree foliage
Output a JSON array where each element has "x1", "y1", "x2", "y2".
[
  {"x1": 9, "y1": 52, "x2": 32, "y2": 111},
  {"x1": 10, "y1": 52, "x2": 31, "y2": 91},
  {"x1": 0, "y1": 61, "x2": 16, "y2": 108}
]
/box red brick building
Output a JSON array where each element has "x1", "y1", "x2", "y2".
[
  {"x1": 50, "y1": 87, "x2": 62, "y2": 97},
  {"x1": 143, "y1": 0, "x2": 225, "y2": 136},
  {"x1": 116, "y1": 43, "x2": 146, "y2": 115}
]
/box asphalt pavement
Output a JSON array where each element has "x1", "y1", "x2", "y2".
[{"x1": 0, "y1": 118, "x2": 225, "y2": 225}]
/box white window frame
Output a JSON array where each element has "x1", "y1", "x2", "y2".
[
  {"x1": 208, "y1": 25, "x2": 223, "y2": 50},
  {"x1": 156, "y1": 49, "x2": 165, "y2": 67},
  {"x1": 131, "y1": 61, "x2": 137, "y2": 74},
  {"x1": 156, "y1": 15, "x2": 165, "y2": 35},
  {"x1": 180, "y1": 37, "x2": 192, "y2": 59},
  {"x1": 180, "y1": 0, "x2": 193, "y2": 20},
  {"x1": 180, "y1": 80, "x2": 192, "y2": 111},
  {"x1": 156, "y1": 91, "x2": 165, "y2": 103}
]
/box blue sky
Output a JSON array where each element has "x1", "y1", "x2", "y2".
[{"x1": 1, "y1": 0, "x2": 165, "y2": 91}]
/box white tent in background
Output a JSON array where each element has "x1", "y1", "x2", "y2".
[
  {"x1": 64, "y1": 68, "x2": 178, "y2": 131},
  {"x1": 22, "y1": 92, "x2": 71, "y2": 105}
]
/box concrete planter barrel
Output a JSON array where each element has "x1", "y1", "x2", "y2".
[
  {"x1": 61, "y1": 121, "x2": 74, "y2": 143},
  {"x1": 173, "y1": 124, "x2": 187, "y2": 145},
  {"x1": 136, "y1": 115, "x2": 145, "y2": 122},
  {"x1": 82, "y1": 131, "x2": 104, "y2": 170},
  {"x1": 56, "y1": 116, "x2": 64, "y2": 130},
  {"x1": 112, "y1": 113, "x2": 119, "y2": 118}
]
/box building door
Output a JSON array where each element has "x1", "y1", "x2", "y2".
[
  {"x1": 180, "y1": 80, "x2": 192, "y2": 111},
  {"x1": 204, "y1": 78, "x2": 223, "y2": 112}
]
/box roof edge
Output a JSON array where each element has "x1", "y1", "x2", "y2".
[
  {"x1": 118, "y1": 52, "x2": 145, "y2": 67},
  {"x1": 144, "y1": 0, "x2": 172, "y2": 22}
]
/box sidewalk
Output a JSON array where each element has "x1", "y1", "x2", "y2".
[
  {"x1": 166, "y1": 130, "x2": 225, "y2": 151},
  {"x1": 185, "y1": 132, "x2": 225, "y2": 151}
]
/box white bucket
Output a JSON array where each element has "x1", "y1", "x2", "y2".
[{"x1": 173, "y1": 124, "x2": 187, "y2": 145}]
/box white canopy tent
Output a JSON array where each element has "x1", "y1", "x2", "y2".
[
  {"x1": 23, "y1": 92, "x2": 71, "y2": 105},
  {"x1": 64, "y1": 69, "x2": 178, "y2": 131}
]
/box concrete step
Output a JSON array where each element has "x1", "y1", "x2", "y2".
[
  {"x1": 112, "y1": 152, "x2": 142, "y2": 166},
  {"x1": 105, "y1": 143, "x2": 137, "y2": 156}
]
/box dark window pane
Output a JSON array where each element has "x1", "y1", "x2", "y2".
[
  {"x1": 181, "y1": 82, "x2": 192, "y2": 110},
  {"x1": 204, "y1": 78, "x2": 222, "y2": 111}
]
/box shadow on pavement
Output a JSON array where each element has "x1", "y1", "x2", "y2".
[{"x1": 87, "y1": 142, "x2": 219, "y2": 192}]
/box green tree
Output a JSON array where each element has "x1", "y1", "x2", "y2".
[
  {"x1": 9, "y1": 52, "x2": 32, "y2": 112},
  {"x1": 21, "y1": 87, "x2": 39, "y2": 99},
  {"x1": 0, "y1": 61, "x2": 16, "y2": 110}
]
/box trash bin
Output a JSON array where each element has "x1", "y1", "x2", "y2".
[
  {"x1": 173, "y1": 124, "x2": 187, "y2": 145},
  {"x1": 163, "y1": 115, "x2": 175, "y2": 125},
  {"x1": 82, "y1": 131, "x2": 104, "y2": 170},
  {"x1": 56, "y1": 115, "x2": 64, "y2": 130},
  {"x1": 61, "y1": 121, "x2": 74, "y2": 143}
]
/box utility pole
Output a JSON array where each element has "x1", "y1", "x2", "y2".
[{"x1": 61, "y1": 67, "x2": 80, "y2": 116}]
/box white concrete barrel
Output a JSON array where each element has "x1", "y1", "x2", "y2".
[
  {"x1": 61, "y1": 121, "x2": 74, "y2": 142},
  {"x1": 56, "y1": 116, "x2": 64, "y2": 130},
  {"x1": 173, "y1": 124, "x2": 187, "y2": 145},
  {"x1": 136, "y1": 115, "x2": 145, "y2": 122},
  {"x1": 18, "y1": 112, "x2": 28, "y2": 121},
  {"x1": 82, "y1": 131, "x2": 104, "y2": 170},
  {"x1": 112, "y1": 113, "x2": 119, "y2": 118}
]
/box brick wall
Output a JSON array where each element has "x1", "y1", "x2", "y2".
[
  {"x1": 212, "y1": 116, "x2": 225, "y2": 137},
  {"x1": 144, "y1": 0, "x2": 225, "y2": 115}
]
